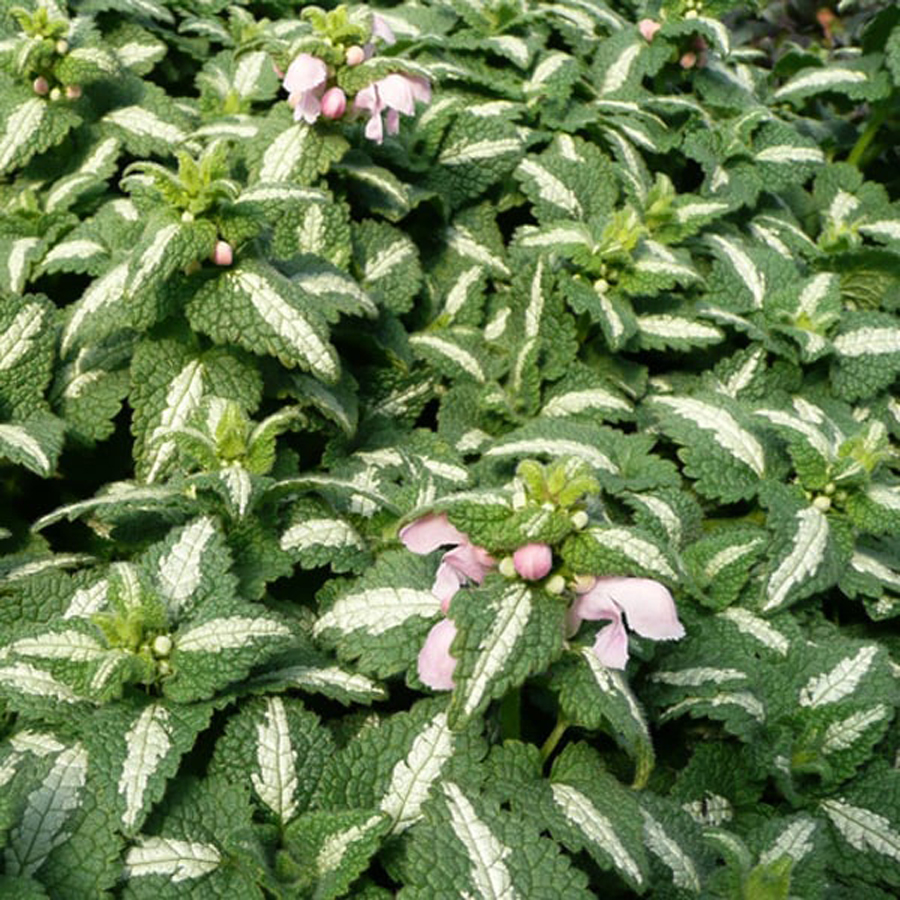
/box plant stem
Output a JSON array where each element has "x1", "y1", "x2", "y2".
[
  {"x1": 847, "y1": 105, "x2": 887, "y2": 170},
  {"x1": 539, "y1": 717, "x2": 569, "y2": 763},
  {"x1": 499, "y1": 688, "x2": 521, "y2": 741}
]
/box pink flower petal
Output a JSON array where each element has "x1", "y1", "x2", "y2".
[
  {"x1": 442, "y1": 543, "x2": 494, "y2": 585},
  {"x1": 418, "y1": 619, "x2": 457, "y2": 690},
  {"x1": 399, "y1": 513, "x2": 468, "y2": 555},
  {"x1": 408, "y1": 76, "x2": 432, "y2": 105},
  {"x1": 293, "y1": 89, "x2": 322, "y2": 124},
  {"x1": 569, "y1": 578, "x2": 625, "y2": 623},
  {"x1": 353, "y1": 83, "x2": 381, "y2": 114},
  {"x1": 385, "y1": 108, "x2": 400, "y2": 136},
  {"x1": 638, "y1": 18, "x2": 662, "y2": 42},
  {"x1": 378, "y1": 74, "x2": 417, "y2": 116},
  {"x1": 592, "y1": 619, "x2": 630, "y2": 669},
  {"x1": 283, "y1": 53, "x2": 327, "y2": 94},
  {"x1": 371, "y1": 14, "x2": 396, "y2": 46},
  {"x1": 433, "y1": 559, "x2": 465, "y2": 613},
  {"x1": 601, "y1": 577, "x2": 686, "y2": 641}
]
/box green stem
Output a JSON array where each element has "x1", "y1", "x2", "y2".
[
  {"x1": 847, "y1": 105, "x2": 888, "y2": 170},
  {"x1": 499, "y1": 689, "x2": 521, "y2": 741},
  {"x1": 539, "y1": 717, "x2": 569, "y2": 764}
]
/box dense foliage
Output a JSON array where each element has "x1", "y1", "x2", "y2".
[{"x1": 1, "y1": 0, "x2": 900, "y2": 897}]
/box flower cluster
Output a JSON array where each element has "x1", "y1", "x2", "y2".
[
  {"x1": 401, "y1": 515, "x2": 685, "y2": 690},
  {"x1": 280, "y1": 14, "x2": 430, "y2": 143},
  {"x1": 399, "y1": 513, "x2": 493, "y2": 689}
]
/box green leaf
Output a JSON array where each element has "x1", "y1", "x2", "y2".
[
  {"x1": 683, "y1": 526, "x2": 768, "y2": 610},
  {"x1": 550, "y1": 648, "x2": 655, "y2": 784},
  {"x1": 427, "y1": 113, "x2": 524, "y2": 208},
  {"x1": 0, "y1": 414, "x2": 65, "y2": 478},
  {"x1": 251, "y1": 111, "x2": 348, "y2": 185},
  {"x1": 121, "y1": 775, "x2": 264, "y2": 899},
  {"x1": 211, "y1": 696, "x2": 333, "y2": 825},
  {"x1": 352, "y1": 220, "x2": 422, "y2": 315},
  {"x1": 130, "y1": 337, "x2": 262, "y2": 482},
  {"x1": 448, "y1": 578, "x2": 567, "y2": 727},
  {"x1": 315, "y1": 698, "x2": 483, "y2": 835},
  {"x1": 400, "y1": 778, "x2": 592, "y2": 899},
  {"x1": 830, "y1": 312, "x2": 900, "y2": 401},
  {"x1": 313, "y1": 550, "x2": 441, "y2": 679},
  {"x1": 650, "y1": 393, "x2": 769, "y2": 502},
  {"x1": 545, "y1": 742, "x2": 650, "y2": 890},
  {"x1": 281, "y1": 499, "x2": 370, "y2": 574},
  {"x1": 83, "y1": 699, "x2": 216, "y2": 836},
  {"x1": 0, "y1": 92, "x2": 80, "y2": 177},
  {"x1": 758, "y1": 484, "x2": 851, "y2": 614},
  {"x1": 279, "y1": 809, "x2": 391, "y2": 900},
  {"x1": 562, "y1": 525, "x2": 679, "y2": 582},
  {"x1": 186, "y1": 260, "x2": 340, "y2": 382}
]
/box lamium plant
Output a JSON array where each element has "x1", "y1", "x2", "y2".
[{"x1": 1, "y1": 0, "x2": 900, "y2": 898}]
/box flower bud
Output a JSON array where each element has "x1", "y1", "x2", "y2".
[
  {"x1": 499, "y1": 556, "x2": 517, "y2": 578},
  {"x1": 345, "y1": 45, "x2": 366, "y2": 67},
  {"x1": 183, "y1": 259, "x2": 202, "y2": 276},
  {"x1": 570, "y1": 510, "x2": 589, "y2": 530},
  {"x1": 638, "y1": 18, "x2": 661, "y2": 42},
  {"x1": 65, "y1": 84, "x2": 81, "y2": 100},
  {"x1": 680, "y1": 51, "x2": 698, "y2": 69},
  {"x1": 320, "y1": 86, "x2": 347, "y2": 120},
  {"x1": 813, "y1": 495, "x2": 832, "y2": 512},
  {"x1": 546, "y1": 574, "x2": 566, "y2": 595},
  {"x1": 152, "y1": 635, "x2": 172, "y2": 657},
  {"x1": 211, "y1": 240, "x2": 233, "y2": 267},
  {"x1": 55, "y1": 40, "x2": 69, "y2": 55},
  {"x1": 33, "y1": 76, "x2": 50, "y2": 96},
  {"x1": 49, "y1": 87, "x2": 61, "y2": 101},
  {"x1": 513, "y1": 543, "x2": 553, "y2": 581}
]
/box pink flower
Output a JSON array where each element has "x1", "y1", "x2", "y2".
[
  {"x1": 210, "y1": 240, "x2": 233, "y2": 266},
  {"x1": 33, "y1": 76, "x2": 49, "y2": 96},
  {"x1": 513, "y1": 543, "x2": 553, "y2": 581},
  {"x1": 371, "y1": 14, "x2": 396, "y2": 46},
  {"x1": 638, "y1": 18, "x2": 661, "y2": 42},
  {"x1": 353, "y1": 73, "x2": 431, "y2": 143},
  {"x1": 362, "y1": 14, "x2": 396, "y2": 61},
  {"x1": 400, "y1": 513, "x2": 494, "y2": 612},
  {"x1": 283, "y1": 53, "x2": 328, "y2": 124},
  {"x1": 568, "y1": 577, "x2": 685, "y2": 669},
  {"x1": 418, "y1": 618, "x2": 458, "y2": 690},
  {"x1": 321, "y1": 87, "x2": 347, "y2": 119}
]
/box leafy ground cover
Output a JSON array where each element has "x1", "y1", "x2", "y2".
[{"x1": 1, "y1": 0, "x2": 900, "y2": 897}]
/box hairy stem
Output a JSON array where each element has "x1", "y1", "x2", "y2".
[
  {"x1": 847, "y1": 105, "x2": 888, "y2": 170},
  {"x1": 539, "y1": 717, "x2": 569, "y2": 763}
]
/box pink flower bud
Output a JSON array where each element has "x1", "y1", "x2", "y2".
[
  {"x1": 210, "y1": 240, "x2": 233, "y2": 267},
  {"x1": 33, "y1": 77, "x2": 49, "y2": 96},
  {"x1": 65, "y1": 84, "x2": 82, "y2": 100},
  {"x1": 638, "y1": 18, "x2": 661, "y2": 42},
  {"x1": 320, "y1": 86, "x2": 347, "y2": 120},
  {"x1": 513, "y1": 543, "x2": 553, "y2": 581},
  {"x1": 345, "y1": 45, "x2": 365, "y2": 67},
  {"x1": 680, "y1": 51, "x2": 697, "y2": 69}
]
